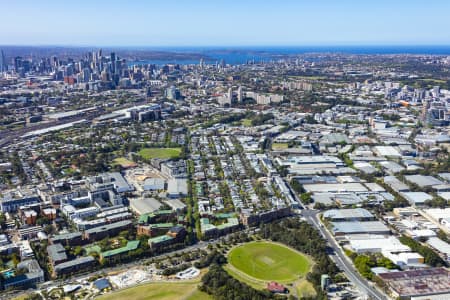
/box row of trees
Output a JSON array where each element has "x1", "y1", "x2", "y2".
[
  {"x1": 200, "y1": 264, "x2": 282, "y2": 300},
  {"x1": 345, "y1": 251, "x2": 397, "y2": 280},
  {"x1": 259, "y1": 218, "x2": 339, "y2": 298},
  {"x1": 399, "y1": 236, "x2": 446, "y2": 267}
]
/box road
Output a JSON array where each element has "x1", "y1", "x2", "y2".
[{"x1": 302, "y1": 209, "x2": 388, "y2": 300}]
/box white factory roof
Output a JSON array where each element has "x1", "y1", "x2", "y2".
[
  {"x1": 303, "y1": 183, "x2": 368, "y2": 193},
  {"x1": 374, "y1": 146, "x2": 402, "y2": 157},
  {"x1": 323, "y1": 208, "x2": 374, "y2": 220},
  {"x1": 405, "y1": 175, "x2": 444, "y2": 187},
  {"x1": 349, "y1": 235, "x2": 410, "y2": 253},
  {"x1": 332, "y1": 221, "x2": 390, "y2": 234},
  {"x1": 424, "y1": 208, "x2": 450, "y2": 221},
  {"x1": 427, "y1": 237, "x2": 450, "y2": 256},
  {"x1": 401, "y1": 192, "x2": 433, "y2": 205}
]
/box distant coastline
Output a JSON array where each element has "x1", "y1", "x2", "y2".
[{"x1": 2, "y1": 45, "x2": 450, "y2": 66}]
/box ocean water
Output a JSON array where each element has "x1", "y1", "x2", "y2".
[{"x1": 128, "y1": 45, "x2": 450, "y2": 66}]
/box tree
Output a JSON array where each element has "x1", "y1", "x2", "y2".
[
  {"x1": 300, "y1": 192, "x2": 313, "y2": 205},
  {"x1": 73, "y1": 246, "x2": 83, "y2": 256}
]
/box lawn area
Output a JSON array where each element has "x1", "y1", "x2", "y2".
[
  {"x1": 185, "y1": 289, "x2": 212, "y2": 300},
  {"x1": 288, "y1": 75, "x2": 326, "y2": 80},
  {"x1": 112, "y1": 157, "x2": 137, "y2": 168},
  {"x1": 241, "y1": 118, "x2": 253, "y2": 127},
  {"x1": 138, "y1": 147, "x2": 181, "y2": 160},
  {"x1": 228, "y1": 241, "x2": 312, "y2": 282},
  {"x1": 12, "y1": 295, "x2": 29, "y2": 300},
  {"x1": 296, "y1": 279, "x2": 317, "y2": 298},
  {"x1": 96, "y1": 281, "x2": 211, "y2": 300},
  {"x1": 272, "y1": 142, "x2": 289, "y2": 150},
  {"x1": 419, "y1": 78, "x2": 447, "y2": 84},
  {"x1": 224, "y1": 264, "x2": 266, "y2": 289}
]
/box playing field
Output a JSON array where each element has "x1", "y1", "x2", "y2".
[
  {"x1": 241, "y1": 119, "x2": 253, "y2": 127},
  {"x1": 228, "y1": 241, "x2": 312, "y2": 282},
  {"x1": 112, "y1": 157, "x2": 137, "y2": 168},
  {"x1": 272, "y1": 142, "x2": 289, "y2": 150},
  {"x1": 96, "y1": 281, "x2": 211, "y2": 300},
  {"x1": 138, "y1": 147, "x2": 181, "y2": 159}
]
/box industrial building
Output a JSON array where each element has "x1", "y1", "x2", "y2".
[
  {"x1": 379, "y1": 268, "x2": 450, "y2": 299},
  {"x1": 331, "y1": 221, "x2": 390, "y2": 236},
  {"x1": 323, "y1": 208, "x2": 375, "y2": 222}
]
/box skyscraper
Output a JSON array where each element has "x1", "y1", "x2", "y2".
[
  {"x1": 227, "y1": 87, "x2": 233, "y2": 102},
  {"x1": 0, "y1": 50, "x2": 6, "y2": 72},
  {"x1": 110, "y1": 52, "x2": 116, "y2": 74},
  {"x1": 237, "y1": 86, "x2": 243, "y2": 103}
]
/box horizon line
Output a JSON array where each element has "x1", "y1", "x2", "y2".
[{"x1": 2, "y1": 44, "x2": 450, "y2": 49}]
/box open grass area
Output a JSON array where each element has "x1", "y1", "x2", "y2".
[
  {"x1": 419, "y1": 78, "x2": 447, "y2": 84},
  {"x1": 185, "y1": 289, "x2": 212, "y2": 300},
  {"x1": 241, "y1": 118, "x2": 253, "y2": 127},
  {"x1": 296, "y1": 279, "x2": 317, "y2": 298},
  {"x1": 224, "y1": 264, "x2": 266, "y2": 289},
  {"x1": 12, "y1": 294, "x2": 29, "y2": 300},
  {"x1": 96, "y1": 281, "x2": 211, "y2": 300},
  {"x1": 228, "y1": 241, "x2": 312, "y2": 282},
  {"x1": 288, "y1": 75, "x2": 326, "y2": 81},
  {"x1": 112, "y1": 157, "x2": 137, "y2": 168},
  {"x1": 272, "y1": 142, "x2": 289, "y2": 150},
  {"x1": 138, "y1": 147, "x2": 181, "y2": 160}
]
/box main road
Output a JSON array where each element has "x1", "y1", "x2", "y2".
[{"x1": 302, "y1": 209, "x2": 388, "y2": 300}]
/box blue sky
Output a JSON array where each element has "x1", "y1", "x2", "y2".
[{"x1": 1, "y1": 0, "x2": 450, "y2": 46}]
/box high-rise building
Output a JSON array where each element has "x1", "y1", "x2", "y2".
[
  {"x1": 237, "y1": 86, "x2": 243, "y2": 103},
  {"x1": 432, "y1": 86, "x2": 440, "y2": 98},
  {"x1": 227, "y1": 87, "x2": 233, "y2": 102},
  {"x1": 110, "y1": 52, "x2": 116, "y2": 74},
  {"x1": 0, "y1": 50, "x2": 6, "y2": 72},
  {"x1": 14, "y1": 56, "x2": 23, "y2": 72},
  {"x1": 165, "y1": 86, "x2": 181, "y2": 100}
]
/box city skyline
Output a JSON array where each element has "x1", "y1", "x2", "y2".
[{"x1": 2, "y1": 0, "x2": 450, "y2": 46}]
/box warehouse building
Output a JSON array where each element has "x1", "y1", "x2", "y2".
[
  {"x1": 323, "y1": 208, "x2": 375, "y2": 222},
  {"x1": 401, "y1": 192, "x2": 433, "y2": 206},
  {"x1": 379, "y1": 268, "x2": 450, "y2": 299},
  {"x1": 405, "y1": 175, "x2": 444, "y2": 188},
  {"x1": 331, "y1": 221, "x2": 390, "y2": 236},
  {"x1": 426, "y1": 237, "x2": 450, "y2": 262},
  {"x1": 348, "y1": 235, "x2": 410, "y2": 253}
]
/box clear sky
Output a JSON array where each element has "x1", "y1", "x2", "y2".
[{"x1": 1, "y1": 0, "x2": 450, "y2": 46}]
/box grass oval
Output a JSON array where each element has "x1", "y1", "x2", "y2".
[{"x1": 228, "y1": 241, "x2": 311, "y2": 282}]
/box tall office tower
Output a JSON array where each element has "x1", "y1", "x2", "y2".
[
  {"x1": 110, "y1": 52, "x2": 116, "y2": 74},
  {"x1": 51, "y1": 56, "x2": 58, "y2": 68},
  {"x1": 237, "y1": 86, "x2": 243, "y2": 103},
  {"x1": 92, "y1": 51, "x2": 97, "y2": 70},
  {"x1": 0, "y1": 50, "x2": 6, "y2": 72},
  {"x1": 199, "y1": 58, "x2": 204, "y2": 69},
  {"x1": 227, "y1": 87, "x2": 233, "y2": 102},
  {"x1": 432, "y1": 86, "x2": 440, "y2": 98},
  {"x1": 14, "y1": 56, "x2": 23, "y2": 72},
  {"x1": 421, "y1": 99, "x2": 429, "y2": 122}
]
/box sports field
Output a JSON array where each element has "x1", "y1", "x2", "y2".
[
  {"x1": 96, "y1": 281, "x2": 211, "y2": 300},
  {"x1": 112, "y1": 157, "x2": 137, "y2": 168},
  {"x1": 241, "y1": 118, "x2": 253, "y2": 127},
  {"x1": 228, "y1": 241, "x2": 311, "y2": 282},
  {"x1": 272, "y1": 142, "x2": 289, "y2": 150},
  {"x1": 138, "y1": 147, "x2": 181, "y2": 159}
]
